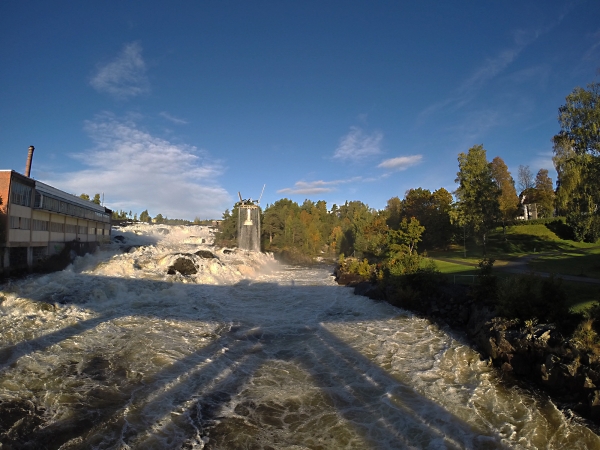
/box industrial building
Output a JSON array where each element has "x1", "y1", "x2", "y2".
[{"x1": 0, "y1": 146, "x2": 112, "y2": 274}]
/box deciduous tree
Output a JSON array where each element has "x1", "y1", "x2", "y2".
[
  {"x1": 490, "y1": 156, "x2": 519, "y2": 236},
  {"x1": 553, "y1": 82, "x2": 600, "y2": 241},
  {"x1": 455, "y1": 144, "x2": 500, "y2": 254},
  {"x1": 534, "y1": 169, "x2": 555, "y2": 218}
]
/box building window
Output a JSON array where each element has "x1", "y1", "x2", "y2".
[
  {"x1": 65, "y1": 224, "x2": 77, "y2": 234},
  {"x1": 20, "y1": 218, "x2": 31, "y2": 230},
  {"x1": 34, "y1": 191, "x2": 42, "y2": 208},
  {"x1": 33, "y1": 219, "x2": 49, "y2": 231},
  {"x1": 10, "y1": 182, "x2": 32, "y2": 207},
  {"x1": 78, "y1": 226, "x2": 87, "y2": 234},
  {"x1": 9, "y1": 216, "x2": 20, "y2": 229},
  {"x1": 50, "y1": 222, "x2": 64, "y2": 233}
]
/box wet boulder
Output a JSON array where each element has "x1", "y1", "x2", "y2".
[
  {"x1": 195, "y1": 250, "x2": 216, "y2": 259},
  {"x1": 167, "y1": 257, "x2": 198, "y2": 275}
]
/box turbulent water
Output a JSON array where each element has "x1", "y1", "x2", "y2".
[{"x1": 0, "y1": 224, "x2": 599, "y2": 449}]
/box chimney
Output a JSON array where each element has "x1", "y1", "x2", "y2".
[{"x1": 25, "y1": 145, "x2": 35, "y2": 177}]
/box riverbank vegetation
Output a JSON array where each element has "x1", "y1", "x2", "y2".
[{"x1": 212, "y1": 81, "x2": 600, "y2": 420}]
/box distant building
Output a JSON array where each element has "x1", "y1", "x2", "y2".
[
  {"x1": 517, "y1": 192, "x2": 538, "y2": 221},
  {"x1": 0, "y1": 148, "x2": 112, "y2": 274}
]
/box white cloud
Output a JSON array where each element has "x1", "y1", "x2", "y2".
[
  {"x1": 90, "y1": 42, "x2": 150, "y2": 99},
  {"x1": 278, "y1": 178, "x2": 361, "y2": 195},
  {"x1": 160, "y1": 111, "x2": 189, "y2": 125},
  {"x1": 377, "y1": 155, "x2": 423, "y2": 171},
  {"x1": 44, "y1": 113, "x2": 230, "y2": 220},
  {"x1": 333, "y1": 127, "x2": 383, "y2": 161}
]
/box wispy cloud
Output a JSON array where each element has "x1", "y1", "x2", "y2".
[
  {"x1": 333, "y1": 127, "x2": 383, "y2": 161},
  {"x1": 583, "y1": 29, "x2": 600, "y2": 62},
  {"x1": 418, "y1": 27, "x2": 547, "y2": 124},
  {"x1": 44, "y1": 113, "x2": 230, "y2": 219},
  {"x1": 377, "y1": 155, "x2": 423, "y2": 171},
  {"x1": 90, "y1": 42, "x2": 150, "y2": 99},
  {"x1": 160, "y1": 111, "x2": 189, "y2": 125},
  {"x1": 278, "y1": 178, "x2": 362, "y2": 195}
]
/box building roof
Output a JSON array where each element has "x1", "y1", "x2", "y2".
[{"x1": 35, "y1": 180, "x2": 106, "y2": 212}]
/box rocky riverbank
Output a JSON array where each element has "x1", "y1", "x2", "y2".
[{"x1": 334, "y1": 265, "x2": 600, "y2": 426}]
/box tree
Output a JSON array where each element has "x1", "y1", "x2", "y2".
[
  {"x1": 385, "y1": 196, "x2": 403, "y2": 230},
  {"x1": 79, "y1": 193, "x2": 90, "y2": 201},
  {"x1": 154, "y1": 213, "x2": 165, "y2": 224},
  {"x1": 557, "y1": 82, "x2": 600, "y2": 156},
  {"x1": 396, "y1": 188, "x2": 453, "y2": 249},
  {"x1": 553, "y1": 82, "x2": 600, "y2": 241},
  {"x1": 534, "y1": 169, "x2": 555, "y2": 218},
  {"x1": 490, "y1": 156, "x2": 519, "y2": 236},
  {"x1": 140, "y1": 210, "x2": 150, "y2": 223},
  {"x1": 518, "y1": 165, "x2": 534, "y2": 194},
  {"x1": 455, "y1": 144, "x2": 500, "y2": 254},
  {"x1": 92, "y1": 193, "x2": 101, "y2": 205}
]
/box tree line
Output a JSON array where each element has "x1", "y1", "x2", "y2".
[
  {"x1": 77, "y1": 193, "x2": 209, "y2": 225},
  {"x1": 215, "y1": 81, "x2": 600, "y2": 260}
]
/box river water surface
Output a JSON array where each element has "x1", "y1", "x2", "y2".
[{"x1": 0, "y1": 225, "x2": 598, "y2": 449}]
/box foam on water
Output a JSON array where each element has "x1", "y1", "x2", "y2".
[{"x1": 0, "y1": 224, "x2": 598, "y2": 449}]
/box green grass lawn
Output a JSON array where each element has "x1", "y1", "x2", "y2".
[
  {"x1": 425, "y1": 219, "x2": 600, "y2": 311},
  {"x1": 528, "y1": 248, "x2": 600, "y2": 279}
]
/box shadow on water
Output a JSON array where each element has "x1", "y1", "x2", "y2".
[{"x1": 0, "y1": 273, "x2": 506, "y2": 449}]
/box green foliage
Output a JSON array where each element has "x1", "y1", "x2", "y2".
[
  {"x1": 214, "y1": 208, "x2": 239, "y2": 247},
  {"x1": 553, "y1": 82, "x2": 600, "y2": 243},
  {"x1": 139, "y1": 209, "x2": 150, "y2": 223},
  {"x1": 495, "y1": 273, "x2": 569, "y2": 323},
  {"x1": 533, "y1": 169, "x2": 555, "y2": 218},
  {"x1": 79, "y1": 193, "x2": 90, "y2": 201},
  {"x1": 92, "y1": 193, "x2": 101, "y2": 205},
  {"x1": 470, "y1": 258, "x2": 497, "y2": 303},
  {"x1": 455, "y1": 145, "x2": 501, "y2": 254},
  {"x1": 154, "y1": 213, "x2": 165, "y2": 224},
  {"x1": 390, "y1": 188, "x2": 454, "y2": 249}
]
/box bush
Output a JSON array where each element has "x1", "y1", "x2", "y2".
[
  {"x1": 496, "y1": 273, "x2": 569, "y2": 323},
  {"x1": 545, "y1": 218, "x2": 574, "y2": 240},
  {"x1": 470, "y1": 258, "x2": 497, "y2": 303}
]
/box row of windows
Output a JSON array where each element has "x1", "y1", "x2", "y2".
[
  {"x1": 10, "y1": 216, "x2": 30, "y2": 230},
  {"x1": 9, "y1": 216, "x2": 109, "y2": 235},
  {"x1": 11, "y1": 182, "x2": 32, "y2": 207},
  {"x1": 34, "y1": 193, "x2": 111, "y2": 223},
  {"x1": 33, "y1": 219, "x2": 49, "y2": 231}
]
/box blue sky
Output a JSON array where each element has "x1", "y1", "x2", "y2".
[{"x1": 1, "y1": 1, "x2": 599, "y2": 220}]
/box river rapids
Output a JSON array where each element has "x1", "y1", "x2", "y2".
[{"x1": 0, "y1": 224, "x2": 598, "y2": 449}]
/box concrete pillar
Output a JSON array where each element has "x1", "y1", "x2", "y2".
[{"x1": 27, "y1": 246, "x2": 33, "y2": 269}]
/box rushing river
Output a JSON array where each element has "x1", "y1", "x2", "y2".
[{"x1": 0, "y1": 225, "x2": 598, "y2": 449}]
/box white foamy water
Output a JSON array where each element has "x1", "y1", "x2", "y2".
[{"x1": 0, "y1": 224, "x2": 598, "y2": 449}]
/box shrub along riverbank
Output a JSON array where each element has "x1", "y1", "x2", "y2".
[{"x1": 334, "y1": 256, "x2": 600, "y2": 426}]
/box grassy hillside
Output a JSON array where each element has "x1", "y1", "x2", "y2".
[{"x1": 426, "y1": 219, "x2": 600, "y2": 313}]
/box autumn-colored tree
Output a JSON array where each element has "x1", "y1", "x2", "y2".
[
  {"x1": 490, "y1": 156, "x2": 519, "y2": 236},
  {"x1": 534, "y1": 169, "x2": 555, "y2": 218}
]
